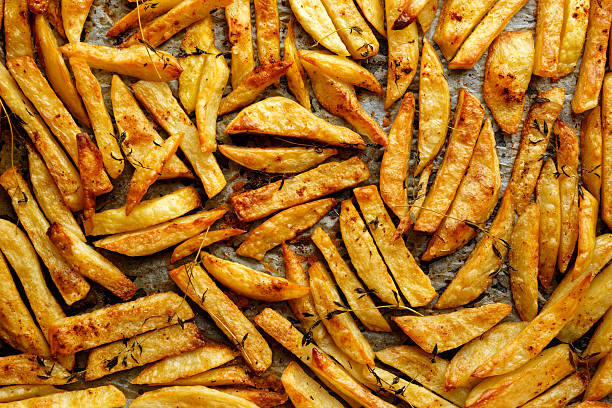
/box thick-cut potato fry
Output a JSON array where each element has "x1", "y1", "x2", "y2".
[
  {"x1": 107, "y1": 0, "x2": 180, "y2": 37},
  {"x1": 282, "y1": 361, "x2": 345, "y2": 408},
  {"x1": 533, "y1": 0, "x2": 563, "y2": 76},
  {"x1": 254, "y1": 0, "x2": 280, "y2": 66},
  {"x1": 521, "y1": 371, "x2": 588, "y2": 408},
  {"x1": 170, "y1": 264, "x2": 272, "y2": 374},
  {"x1": 392, "y1": 0, "x2": 430, "y2": 29},
  {"x1": 0, "y1": 355, "x2": 71, "y2": 385},
  {"x1": 129, "y1": 386, "x2": 258, "y2": 408},
  {"x1": 581, "y1": 106, "x2": 603, "y2": 199},
  {"x1": 585, "y1": 351, "x2": 612, "y2": 400},
  {"x1": 48, "y1": 223, "x2": 137, "y2": 300},
  {"x1": 226, "y1": 0, "x2": 255, "y2": 87},
  {"x1": 201, "y1": 252, "x2": 310, "y2": 301},
  {"x1": 89, "y1": 186, "x2": 201, "y2": 236},
  {"x1": 340, "y1": 199, "x2": 400, "y2": 306},
  {"x1": 231, "y1": 157, "x2": 369, "y2": 222},
  {"x1": 284, "y1": 18, "x2": 310, "y2": 109},
  {"x1": 219, "y1": 145, "x2": 337, "y2": 173},
  {"x1": 418, "y1": 0, "x2": 438, "y2": 32},
  {"x1": 586, "y1": 307, "x2": 612, "y2": 358},
  {"x1": 0, "y1": 385, "x2": 60, "y2": 403},
  {"x1": 165, "y1": 365, "x2": 253, "y2": 387},
  {"x1": 77, "y1": 133, "x2": 113, "y2": 228},
  {"x1": 536, "y1": 159, "x2": 561, "y2": 288},
  {"x1": 603, "y1": 73, "x2": 612, "y2": 228},
  {"x1": 398, "y1": 163, "x2": 433, "y2": 234},
  {"x1": 287, "y1": 0, "x2": 348, "y2": 56},
  {"x1": 393, "y1": 303, "x2": 512, "y2": 353},
  {"x1": 4, "y1": 0, "x2": 33, "y2": 59},
  {"x1": 354, "y1": 0, "x2": 385, "y2": 35},
  {"x1": 220, "y1": 388, "x2": 288, "y2": 408},
  {"x1": 416, "y1": 38, "x2": 450, "y2": 175},
  {"x1": 353, "y1": 185, "x2": 436, "y2": 306},
  {"x1": 556, "y1": 0, "x2": 590, "y2": 78},
  {"x1": 466, "y1": 344, "x2": 576, "y2": 408},
  {"x1": 95, "y1": 209, "x2": 226, "y2": 257},
  {"x1": 60, "y1": 43, "x2": 182, "y2": 82},
  {"x1": 0, "y1": 168, "x2": 90, "y2": 305},
  {"x1": 225, "y1": 97, "x2": 365, "y2": 148},
  {"x1": 121, "y1": 0, "x2": 232, "y2": 48},
  {"x1": 569, "y1": 402, "x2": 612, "y2": 407},
  {"x1": 33, "y1": 15, "x2": 89, "y2": 127},
  {"x1": 483, "y1": 30, "x2": 534, "y2": 134},
  {"x1": 172, "y1": 229, "x2": 245, "y2": 263},
  {"x1": 571, "y1": 188, "x2": 599, "y2": 279},
  {"x1": 0, "y1": 385, "x2": 125, "y2": 408},
  {"x1": 449, "y1": 0, "x2": 530, "y2": 69},
  {"x1": 48, "y1": 292, "x2": 194, "y2": 355},
  {"x1": 45, "y1": 0, "x2": 64, "y2": 37},
  {"x1": 311, "y1": 228, "x2": 391, "y2": 332},
  {"x1": 415, "y1": 89, "x2": 484, "y2": 232},
  {"x1": 237, "y1": 199, "x2": 336, "y2": 260},
  {"x1": 423, "y1": 119, "x2": 500, "y2": 260},
  {"x1": 70, "y1": 57, "x2": 123, "y2": 179},
  {"x1": 132, "y1": 81, "x2": 227, "y2": 198},
  {"x1": 61, "y1": 0, "x2": 92, "y2": 42},
  {"x1": 86, "y1": 323, "x2": 205, "y2": 380}
]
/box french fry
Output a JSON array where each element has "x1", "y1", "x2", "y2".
[
  {"x1": 49, "y1": 292, "x2": 194, "y2": 355},
  {"x1": 422, "y1": 119, "x2": 500, "y2": 260},
  {"x1": 586, "y1": 306, "x2": 612, "y2": 358},
  {"x1": 4, "y1": 0, "x2": 34, "y2": 59},
  {"x1": 581, "y1": 106, "x2": 603, "y2": 199},
  {"x1": 449, "y1": 0, "x2": 530, "y2": 69},
  {"x1": 88, "y1": 186, "x2": 201, "y2": 236},
  {"x1": 311, "y1": 228, "x2": 391, "y2": 332},
  {"x1": 521, "y1": 371, "x2": 588, "y2": 408},
  {"x1": 569, "y1": 402, "x2": 612, "y2": 407},
  {"x1": 398, "y1": 164, "x2": 433, "y2": 234},
  {"x1": 536, "y1": 159, "x2": 561, "y2": 288},
  {"x1": 353, "y1": 185, "x2": 436, "y2": 306},
  {"x1": 86, "y1": 323, "x2": 205, "y2": 380},
  {"x1": 132, "y1": 81, "x2": 227, "y2": 198},
  {"x1": 231, "y1": 157, "x2": 369, "y2": 222},
  {"x1": 483, "y1": 30, "x2": 534, "y2": 134},
  {"x1": 28, "y1": 0, "x2": 47, "y2": 14},
  {"x1": 415, "y1": 89, "x2": 485, "y2": 232},
  {"x1": 237, "y1": 199, "x2": 336, "y2": 260},
  {"x1": 585, "y1": 351, "x2": 612, "y2": 400},
  {"x1": 0, "y1": 385, "x2": 60, "y2": 403},
  {"x1": 533, "y1": 0, "x2": 563, "y2": 76},
  {"x1": 418, "y1": 0, "x2": 438, "y2": 32},
  {"x1": 254, "y1": 0, "x2": 280, "y2": 67},
  {"x1": 170, "y1": 264, "x2": 272, "y2": 374},
  {"x1": 165, "y1": 366, "x2": 254, "y2": 387},
  {"x1": 121, "y1": 0, "x2": 232, "y2": 48},
  {"x1": 225, "y1": 97, "x2": 365, "y2": 148},
  {"x1": 284, "y1": 18, "x2": 310, "y2": 109},
  {"x1": 171, "y1": 229, "x2": 245, "y2": 263},
  {"x1": 354, "y1": 0, "x2": 385, "y2": 35},
  {"x1": 33, "y1": 15, "x2": 89, "y2": 127},
  {"x1": 466, "y1": 344, "x2": 576, "y2": 408},
  {"x1": 218, "y1": 145, "x2": 337, "y2": 173},
  {"x1": 416, "y1": 38, "x2": 450, "y2": 174},
  {"x1": 282, "y1": 361, "x2": 345, "y2": 408},
  {"x1": 70, "y1": 57, "x2": 123, "y2": 179},
  {"x1": 200, "y1": 252, "x2": 310, "y2": 301},
  {"x1": 555, "y1": 0, "x2": 590, "y2": 78},
  {"x1": 392, "y1": 0, "x2": 430, "y2": 30},
  {"x1": 129, "y1": 386, "x2": 258, "y2": 408},
  {"x1": 47, "y1": 223, "x2": 137, "y2": 300},
  {"x1": 45, "y1": 0, "x2": 64, "y2": 38},
  {"x1": 0, "y1": 168, "x2": 90, "y2": 305},
  {"x1": 107, "y1": 0, "x2": 181, "y2": 37},
  {"x1": 61, "y1": 0, "x2": 92, "y2": 42},
  {"x1": 0, "y1": 355, "x2": 71, "y2": 385},
  {"x1": 0, "y1": 385, "x2": 125, "y2": 408},
  {"x1": 571, "y1": 187, "x2": 599, "y2": 279},
  {"x1": 226, "y1": 0, "x2": 255, "y2": 87},
  {"x1": 220, "y1": 388, "x2": 288, "y2": 408},
  {"x1": 603, "y1": 73, "x2": 612, "y2": 228}
]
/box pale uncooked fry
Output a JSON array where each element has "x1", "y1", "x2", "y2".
[
  {"x1": 466, "y1": 344, "x2": 576, "y2": 408},
  {"x1": 581, "y1": 106, "x2": 603, "y2": 199},
  {"x1": 585, "y1": 351, "x2": 612, "y2": 400},
  {"x1": 254, "y1": 0, "x2": 280, "y2": 67},
  {"x1": 533, "y1": 0, "x2": 563, "y2": 76},
  {"x1": 536, "y1": 159, "x2": 561, "y2": 288},
  {"x1": 237, "y1": 199, "x2": 336, "y2": 260},
  {"x1": 107, "y1": 0, "x2": 180, "y2": 37},
  {"x1": 218, "y1": 145, "x2": 337, "y2": 173},
  {"x1": 417, "y1": 0, "x2": 438, "y2": 32},
  {"x1": 571, "y1": 0, "x2": 612, "y2": 113},
  {"x1": 416, "y1": 38, "x2": 450, "y2": 175},
  {"x1": 33, "y1": 15, "x2": 89, "y2": 127},
  {"x1": 282, "y1": 361, "x2": 345, "y2": 408},
  {"x1": 353, "y1": 185, "x2": 436, "y2": 306},
  {"x1": 0, "y1": 385, "x2": 61, "y2": 403},
  {"x1": 70, "y1": 58, "x2": 124, "y2": 179},
  {"x1": 125, "y1": 133, "x2": 184, "y2": 214},
  {"x1": 392, "y1": 303, "x2": 511, "y2": 353},
  {"x1": 131, "y1": 81, "x2": 227, "y2": 198},
  {"x1": 284, "y1": 18, "x2": 310, "y2": 109},
  {"x1": 603, "y1": 73, "x2": 612, "y2": 228},
  {"x1": 46, "y1": 0, "x2": 64, "y2": 38},
  {"x1": 4, "y1": 0, "x2": 33, "y2": 59},
  {"x1": 231, "y1": 157, "x2": 369, "y2": 222},
  {"x1": 380, "y1": 93, "x2": 414, "y2": 220},
  {"x1": 302, "y1": 60, "x2": 387, "y2": 146},
  {"x1": 226, "y1": 0, "x2": 255, "y2": 87},
  {"x1": 110, "y1": 76, "x2": 192, "y2": 180},
  {"x1": 483, "y1": 30, "x2": 534, "y2": 134},
  {"x1": 415, "y1": 89, "x2": 484, "y2": 233},
  {"x1": 47, "y1": 223, "x2": 137, "y2": 300},
  {"x1": 171, "y1": 229, "x2": 246, "y2": 263},
  {"x1": 196, "y1": 48, "x2": 230, "y2": 152},
  {"x1": 85, "y1": 323, "x2": 205, "y2": 380},
  {"x1": 311, "y1": 227, "x2": 391, "y2": 332},
  {"x1": 200, "y1": 252, "x2": 310, "y2": 301},
  {"x1": 556, "y1": 0, "x2": 590, "y2": 78},
  {"x1": 0, "y1": 167, "x2": 90, "y2": 305},
  {"x1": 121, "y1": 0, "x2": 232, "y2": 48},
  {"x1": 521, "y1": 371, "x2": 588, "y2": 408},
  {"x1": 61, "y1": 0, "x2": 91, "y2": 42},
  {"x1": 0, "y1": 355, "x2": 72, "y2": 385},
  {"x1": 422, "y1": 119, "x2": 500, "y2": 260},
  {"x1": 48, "y1": 292, "x2": 194, "y2": 355},
  {"x1": 130, "y1": 386, "x2": 258, "y2": 408},
  {"x1": 60, "y1": 43, "x2": 183, "y2": 82},
  {"x1": 556, "y1": 120, "x2": 579, "y2": 273},
  {"x1": 7, "y1": 55, "x2": 80, "y2": 162},
  {"x1": 0, "y1": 385, "x2": 125, "y2": 408},
  {"x1": 164, "y1": 365, "x2": 253, "y2": 387},
  {"x1": 586, "y1": 307, "x2": 612, "y2": 358},
  {"x1": 445, "y1": 321, "x2": 527, "y2": 390},
  {"x1": 449, "y1": 0, "x2": 530, "y2": 69},
  {"x1": 225, "y1": 97, "x2": 365, "y2": 148},
  {"x1": 169, "y1": 264, "x2": 272, "y2": 374},
  {"x1": 392, "y1": 0, "x2": 430, "y2": 29},
  {"x1": 355, "y1": 0, "x2": 385, "y2": 36}
]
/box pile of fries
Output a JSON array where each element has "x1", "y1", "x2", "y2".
[{"x1": 0, "y1": 0, "x2": 611, "y2": 406}]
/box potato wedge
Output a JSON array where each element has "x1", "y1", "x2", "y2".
[
  {"x1": 466, "y1": 344, "x2": 576, "y2": 408},
  {"x1": 237, "y1": 199, "x2": 336, "y2": 260},
  {"x1": 131, "y1": 81, "x2": 227, "y2": 198},
  {"x1": 107, "y1": 0, "x2": 181, "y2": 37},
  {"x1": 219, "y1": 145, "x2": 337, "y2": 173},
  {"x1": 284, "y1": 18, "x2": 310, "y2": 109},
  {"x1": 418, "y1": 0, "x2": 438, "y2": 32},
  {"x1": 169, "y1": 264, "x2": 272, "y2": 374},
  {"x1": 568, "y1": 402, "x2": 612, "y2": 407},
  {"x1": 422, "y1": 118, "x2": 500, "y2": 260},
  {"x1": 521, "y1": 371, "x2": 588, "y2": 408},
  {"x1": 533, "y1": 0, "x2": 563, "y2": 76},
  {"x1": 586, "y1": 307, "x2": 612, "y2": 358},
  {"x1": 225, "y1": 97, "x2": 365, "y2": 148},
  {"x1": 0, "y1": 167, "x2": 90, "y2": 305},
  {"x1": 397, "y1": 163, "x2": 433, "y2": 234},
  {"x1": 392, "y1": 0, "x2": 430, "y2": 29},
  {"x1": 0, "y1": 355, "x2": 72, "y2": 385},
  {"x1": 220, "y1": 388, "x2": 288, "y2": 408},
  {"x1": 415, "y1": 89, "x2": 484, "y2": 232},
  {"x1": 354, "y1": 0, "x2": 385, "y2": 35},
  {"x1": 226, "y1": 0, "x2": 255, "y2": 88},
  {"x1": 556, "y1": 0, "x2": 590, "y2": 78},
  {"x1": 129, "y1": 386, "x2": 258, "y2": 408},
  {"x1": 393, "y1": 303, "x2": 512, "y2": 353},
  {"x1": 254, "y1": 0, "x2": 280, "y2": 66},
  {"x1": 483, "y1": 30, "x2": 534, "y2": 134},
  {"x1": 581, "y1": 106, "x2": 603, "y2": 199},
  {"x1": 165, "y1": 366, "x2": 253, "y2": 387},
  {"x1": 282, "y1": 361, "x2": 345, "y2": 408},
  {"x1": 536, "y1": 159, "x2": 561, "y2": 288},
  {"x1": 45, "y1": 0, "x2": 64, "y2": 37},
  {"x1": 585, "y1": 351, "x2": 612, "y2": 400},
  {"x1": 0, "y1": 385, "x2": 125, "y2": 408},
  {"x1": 4, "y1": 0, "x2": 34, "y2": 59},
  {"x1": 94, "y1": 209, "x2": 226, "y2": 257},
  {"x1": 353, "y1": 185, "x2": 436, "y2": 306},
  {"x1": 449, "y1": 0, "x2": 530, "y2": 69},
  {"x1": 86, "y1": 323, "x2": 205, "y2": 380},
  {"x1": 231, "y1": 157, "x2": 369, "y2": 222},
  {"x1": 0, "y1": 385, "x2": 60, "y2": 403},
  {"x1": 172, "y1": 229, "x2": 246, "y2": 263},
  {"x1": 603, "y1": 73, "x2": 612, "y2": 228},
  {"x1": 61, "y1": 0, "x2": 91, "y2": 42},
  {"x1": 571, "y1": 187, "x2": 599, "y2": 279}
]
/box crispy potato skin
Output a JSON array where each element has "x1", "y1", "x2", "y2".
[
  {"x1": 28, "y1": 0, "x2": 47, "y2": 13},
  {"x1": 0, "y1": 385, "x2": 126, "y2": 407},
  {"x1": 392, "y1": 0, "x2": 430, "y2": 29},
  {"x1": 585, "y1": 351, "x2": 612, "y2": 400},
  {"x1": 418, "y1": 0, "x2": 438, "y2": 32},
  {"x1": 282, "y1": 361, "x2": 345, "y2": 408},
  {"x1": 171, "y1": 229, "x2": 245, "y2": 263},
  {"x1": 0, "y1": 354, "x2": 73, "y2": 385},
  {"x1": 254, "y1": 0, "x2": 280, "y2": 66},
  {"x1": 4, "y1": 0, "x2": 34, "y2": 59},
  {"x1": 536, "y1": 159, "x2": 561, "y2": 288},
  {"x1": 284, "y1": 19, "x2": 310, "y2": 110},
  {"x1": 521, "y1": 371, "x2": 588, "y2": 408},
  {"x1": 556, "y1": 0, "x2": 590, "y2": 78},
  {"x1": 221, "y1": 388, "x2": 288, "y2": 408},
  {"x1": 166, "y1": 365, "x2": 254, "y2": 387},
  {"x1": 219, "y1": 146, "x2": 337, "y2": 173},
  {"x1": 581, "y1": 106, "x2": 603, "y2": 199},
  {"x1": 585, "y1": 306, "x2": 612, "y2": 358},
  {"x1": 61, "y1": 0, "x2": 93, "y2": 43},
  {"x1": 226, "y1": 0, "x2": 256, "y2": 87},
  {"x1": 533, "y1": 0, "x2": 563, "y2": 76},
  {"x1": 603, "y1": 73, "x2": 612, "y2": 228},
  {"x1": 107, "y1": 0, "x2": 180, "y2": 38},
  {"x1": 355, "y1": 0, "x2": 386, "y2": 36},
  {"x1": 129, "y1": 386, "x2": 260, "y2": 408}
]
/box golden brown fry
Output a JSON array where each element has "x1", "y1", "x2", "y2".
[
  {"x1": 282, "y1": 361, "x2": 345, "y2": 408},
  {"x1": 556, "y1": 0, "x2": 590, "y2": 78},
  {"x1": 0, "y1": 355, "x2": 72, "y2": 385},
  {"x1": 521, "y1": 371, "x2": 588, "y2": 408},
  {"x1": 585, "y1": 350, "x2": 612, "y2": 400},
  {"x1": 28, "y1": 0, "x2": 47, "y2": 13},
  {"x1": 571, "y1": 187, "x2": 599, "y2": 280},
  {"x1": 392, "y1": 0, "x2": 430, "y2": 29},
  {"x1": 536, "y1": 159, "x2": 561, "y2": 288},
  {"x1": 129, "y1": 386, "x2": 259, "y2": 408},
  {"x1": 254, "y1": 0, "x2": 280, "y2": 67},
  {"x1": 220, "y1": 388, "x2": 288, "y2": 408},
  {"x1": 581, "y1": 106, "x2": 603, "y2": 199},
  {"x1": 219, "y1": 145, "x2": 337, "y2": 173},
  {"x1": 0, "y1": 385, "x2": 61, "y2": 403},
  {"x1": 0, "y1": 386, "x2": 125, "y2": 408},
  {"x1": 533, "y1": 0, "x2": 563, "y2": 76},
  {"x1": 4, "y1": 0, "x2": 33, "y2": 59},
  {"x1": 45, "y1": 0, "x2": 64, "y2": 38},
  {"x1": 164, "y1": 366, "x2": 253, "y2": 387},
  {"x1": 284, "y1": 18, "x2": 310, "y2": 109},
  {"x1": 355, "y1": 0, "x2": 385, "y2": 36},
  {"x1": 107, "y1": 0, "x2": 180, "y2": 37},
  {"x1": 398, "y1": 164, "x2": 433, "y2": 234},
  {"x1": 585, "y1": 307, "x2": 612, "y2": 358},
  {"x1": 418, "y1": 0, "x2": 438, "y2": 32},
  {"x1": 226, "y1": 0, "x2": 255, "y2": 87},
  {"x1": 171, "y1": 229, "x2": 245, "y2": 263},
  {"x1": 61, "y1": 0, "x2": 92, "y2": 42},
  {"x1": 603, "y1": 73, "x2": 612, "y2": 228}
]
